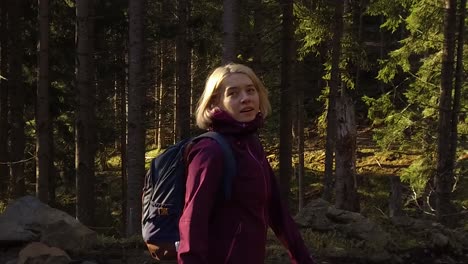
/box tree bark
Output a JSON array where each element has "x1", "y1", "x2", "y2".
[
  {"x1": 75, "y1": 0, "x2": 95, "y2": 225},
  {"x1": 449, "y1": 0, "x2": 466, "y2": 193},
  {"x1": 36, "y1": 0, "x2": 51, "y2": 203},
  {"x1": 279, "y1": 0, "x2": 294, "y2": 201},
  {"x1": 252, "y1": 0, "x2": 264, "y2": 75},
  {"x1": 436, "y1": 0, "x2": 457, "y2": 226},
  {"x1": 323, "y1": 0, "x2": 344, "y2": 202},
  {"x1": 154, "y1": 44, "x2": 161, "y2": 147},
  {"x1": 117, "y1": 48, "x2": 127, "y2": 235},
  {"x1": 389, "y1": 175, "x2": 403, "y2": 217},
  {"x1": 335, "y1": 94, "x2": 359, "y2": 212},
  {"x1": 222, "y1": 0, "x2": 239, "y2": 64},
  {"x1": 191, "y1": 48, "x2": 205, "y2": 123},
  {"x1": 296, "y1": 65, "x2": 305, "y2": 212},
  {"x1": 8, "y1": 0, "x2": 26, "y2": 199},
  {"x1": 176, "y1": 0, "x2": 191, "y2": 141},
  {"x1": 159, "y1": 40, "x2": 176, "y2": 148},
  {"x1": 0, "y1": 0, "x2": 9, "y2": 196},
  {"x1": 127, "y1": 0, "x2": 146, "y2": 236}
]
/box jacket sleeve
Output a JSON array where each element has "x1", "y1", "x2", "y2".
[
  {"x1": 178, "y1": 138, "x2": 224, "y2": 264},
  {"x1": 267, "y1": 165, "x2": 315, "y2": 264}
]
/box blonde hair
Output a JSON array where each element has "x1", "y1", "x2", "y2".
[{"x1": 195, "y1": 63, "x2": 271, "y2": 129}]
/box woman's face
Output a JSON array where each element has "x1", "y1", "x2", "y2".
[{"x1": 217, "y1": 73, "x2": 260, "y2": 123}]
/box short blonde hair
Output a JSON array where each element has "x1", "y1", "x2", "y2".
[{"x1": 195, "y1": 63, "x2": 271, "y2": 129}]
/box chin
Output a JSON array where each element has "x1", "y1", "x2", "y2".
[
  {"x1": 240, "y1": 116, "x2": 256, "y2": 122},
  {"x1": 234, "y1": 111, "x2": 257, "y2": 122}
]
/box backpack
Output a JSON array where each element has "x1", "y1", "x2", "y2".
[{"x1": 141, "y1": 131, "x2": 236, "y2": 261}]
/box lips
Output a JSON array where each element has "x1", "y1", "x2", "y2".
[{"x1": 240, "y1": 107, "x2": 254, "y2": 113}]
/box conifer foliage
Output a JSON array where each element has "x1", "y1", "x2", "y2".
[{"x1": 0, "y1": 0, "x2": 465, "y2": 237}]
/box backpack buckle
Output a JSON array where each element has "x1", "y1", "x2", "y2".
[{"x1": 157, "y1": 207, "x2": 169, "y2": 216}]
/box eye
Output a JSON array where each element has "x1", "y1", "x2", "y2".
[
  {"x1": 247, "y1": 87, "x2": 256, "y2": 94},
  {"x1": 226, "y1": 89, "x2": 238, "y2": 97}
]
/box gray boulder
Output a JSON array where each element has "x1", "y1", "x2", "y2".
[
  {"x1": 296, "y1": 199, "x2": 390, "y2": 249},
  {"x1": 326, "y1": 207, "x2": 390, "y2": 250},
  {"x1": 17, "y1": 242, "x2": 70, "y2": 264},
  {"x1": 0, "y1": 196, "x2": 97, "y2": 254},
  {"x1": 295, "y1": 198, "x2": 392, "y2": 262},
  {"x1": 295, "y1": 198, "x2": 334, "y2": 231}
]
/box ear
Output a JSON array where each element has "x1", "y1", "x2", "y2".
[{"x1": 209, "y1": 94, "x2": 220, "y2": 109}]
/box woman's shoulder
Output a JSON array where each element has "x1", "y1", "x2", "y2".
[{"x1": 187, "y1": 137, "x2": 225, "y2": 161}]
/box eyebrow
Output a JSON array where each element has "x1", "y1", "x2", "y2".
[
  {"x1": 225, "y1": 87, "x2": 239, "y2": 93},
  {"x1": 226, "y1": 84, "x2": 255, "y2": 90}
]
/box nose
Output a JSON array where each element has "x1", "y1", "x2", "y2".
[{"x1": 240, "y1": 91, "x2": 251, "y2": 103}]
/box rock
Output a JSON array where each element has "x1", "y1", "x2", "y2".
[
  {"x1": 295, "y1": 199, "x2": 333, "y2": 231},
  {"x1": 393, "y1": 215, "x2": 468, "y2": 255},
  {"x1": 432, "y1": 232, "x2": 449, "y2": 248},
  {"x1": 323, "y1": 246, "x2": 347, "y2": 258},
  {"x1": 17, "y1": 242, "x2": 70, "y2": 264},
  {"x1": 41, "y1": 220, "x2": 97, "y2": 254},
  {"x1": 326, "y1": 207, "x2": 363, "y2": 224},
  {"x1": 296, "y1": 198, "x2": 392, "y2": 262},
  {"x1": 0, "y1": 196, "x2": 97, "y2": 254},
  {"x1": 326, "y1": 207, "x2": 390, "y2": 250},
  {"x1": 1, "y1": 196, "x2": 76, "y2": 227},
  {"x1": 368, "y1": 250, "x2": 392, "y2": 263},
  {"x1": 0, "y1": 245, "x2": 23, "y2": 264},
  {"x1": 297, "y1": 199, "x2": 390, "y2": 250},
  {"x1": 0, "y1": 220, "x2": 40, "y2": 243},
  {"x1": 391, "y1": 215, "x2": 417, "y2": 227}
]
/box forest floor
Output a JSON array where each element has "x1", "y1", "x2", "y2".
[
  {"x1": 85, "y1": 127, "x2": 467, "y2": 264},
  {"x1": 261, "y1": 127, "x2": 468, "y2": 264},
  {"x1": 4, "y1": 128, "x2": 464, "y2": 263},
  {"x1": 75, "y1": 127, "x2": 468, "y2": 264}
]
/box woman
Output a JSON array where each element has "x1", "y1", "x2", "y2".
[{"x1": 178, "y1": 63, "x2": 315, "y2": 264}]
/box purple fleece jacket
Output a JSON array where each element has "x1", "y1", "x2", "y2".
[{"x1": 178, "y1": 110, "x2": 315, "y2": 264}]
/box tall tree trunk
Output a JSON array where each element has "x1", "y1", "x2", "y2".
[
  {"x1": 449, "y1": 0, "x2": 466, "y2": 192},
  {"x1": 335, "y1": 94, "x2": 359, "y2": 212},
  {"x1": 160, "y1": 0, "x2": 176, "y2": 147},
  {"x1": 159, "y1": 41, "x2": 176, "y2": 148},
  {"x1": 322, "y1": 0, "x2": 344, "y2": 202},
  {"x1": 279, "y1": 0, "x2": 294, "y2": 201},
  {"x1": 389, "y1": 175, "x2": 403, "y2": 217},
  {"x1": 191, "y1": 48, "x2": 205, "y2": 123},
  {"x1": 88, "y1": 0, "x2": 96, "y2": 175},
  {"x1": 176, "y1": 0, "x2": 191, "y2": 141},
  {"x1": 118, "y1": 49, "x2": 127, "y2": 235},
  {"x1": 48, "y1": 127, "x2": 56, "y2": 205},
  {"x1": 378, "y1": 15, "x2": 385, "y2": 93},
  {"x1": 335, "y1": 1, "x2": 359, "y2": 212},
  {"x1": 8, "y1": 0, "x2": 26, "y2": 199},
  {"x1": 127, "y1": 0, "x2": 146, "y2": 236},
  {"x1": 154, "y1": 44, "x2": 162, "y2": 147},
  {"x1": 296, "y1": 64, "x2": 305, "y2": 212},
  {"x1": 75, "y1": 0, "x2": 95, "y2": 225},
  {"x1": 0, "y1": 0, "x2": 9, "y2": 196},
  {"x1": 354, "y1": 0, "x2": 365, "y2": 91},
  {"x1": 113, "y1": 39, "x2": 128, "y2": 234},
  {"x1": 436, "y1": 0, "x2": 457, "y2": 226},
  {"x1": 36, "y1": 0, "x2": 51, "y2": 203},
  {"x1": 157, "y1": 54, "x2": 165, "y2": 149},
  {"x1": 222, "y1": 0, "x2": 239, "y2": 64},
  {"x1": 252, "y1": 0, "x2": 264, "y2": 75}
]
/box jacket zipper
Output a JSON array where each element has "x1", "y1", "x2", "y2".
[
  {"x1": 225, "y1": 222, "x2": 242, "y2": 264},
  {"x1": 246, "y1": 144, "x2": 268, "y2": 227}
]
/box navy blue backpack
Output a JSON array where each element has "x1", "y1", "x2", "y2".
[{"x1": 141, "y1": 131, "x2": 236, "y2": 261}]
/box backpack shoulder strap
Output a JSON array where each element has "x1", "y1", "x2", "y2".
[{"x1": 193, "y1": 131, "x2": 236, "y2": 199}]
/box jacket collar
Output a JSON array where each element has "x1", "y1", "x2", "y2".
[{"x1": 209, "y1": 108, "x2": 263, "y2": 135}]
